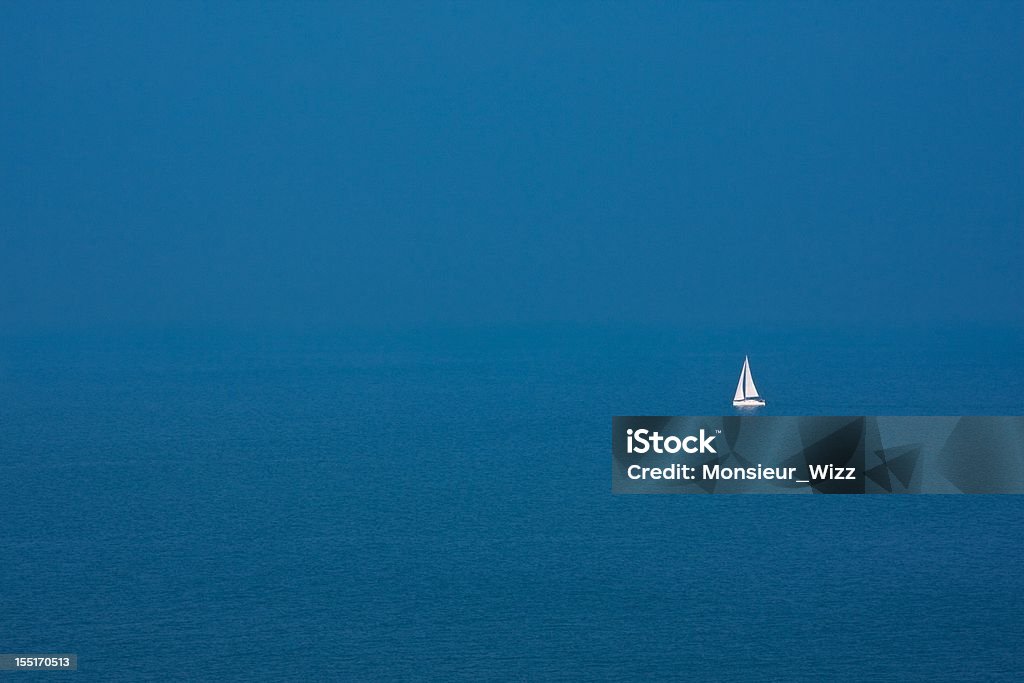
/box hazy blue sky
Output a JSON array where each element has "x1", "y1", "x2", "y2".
[{"x1": 1, "y1": 2, "x2": 1021, "y2": 330}]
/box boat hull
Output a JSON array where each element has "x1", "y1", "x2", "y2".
[{"x1": 732, "y1": 398, "x2": 766, "y2": 408}]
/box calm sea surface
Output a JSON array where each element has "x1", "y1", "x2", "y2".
[{"x1": 2, "y1": 326, "x2": 1022, "y2": 680}]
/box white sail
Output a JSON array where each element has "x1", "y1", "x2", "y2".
[
  {"x1": 742, "y1": 356, "x2": 760, "y2": 399},
  {"x1": 733, "y1": 362, "x2": 746, "y2": 402},
  {"x1": 732, "y1": 355, "x2": 765, "y2": 406}
]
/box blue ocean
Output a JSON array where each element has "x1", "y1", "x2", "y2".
[{"x1": 2, "y1": 326, "x2": 1022, "y2": 680}]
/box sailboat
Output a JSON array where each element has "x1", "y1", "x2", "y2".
[{"x1": 732, "y1": 355, "x2": 765, "y2": 407}]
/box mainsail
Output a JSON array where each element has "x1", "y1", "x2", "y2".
[{"x1": 742, "y1": 356, "x2": 760, "y2": 399}]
